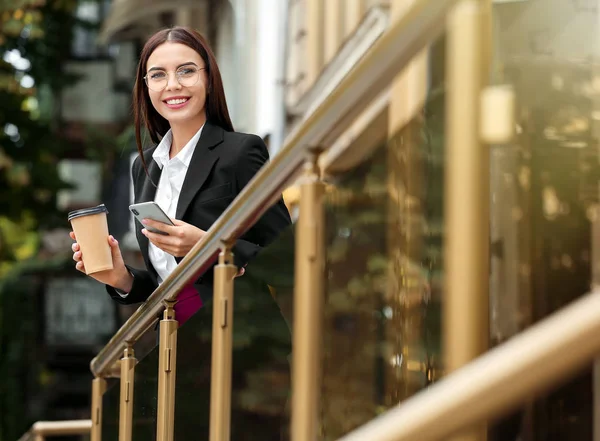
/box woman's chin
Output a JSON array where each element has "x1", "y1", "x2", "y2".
[
  {"x1": 162, "y1": 107, "x2": 204, "y2": 125},
  {"x1": 162, "y1": 109, "x2": 194, "y2": 124}
]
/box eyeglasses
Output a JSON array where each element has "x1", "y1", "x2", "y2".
[{"x1": 143, "y1": 66, "x2": 206, "y2": 92}]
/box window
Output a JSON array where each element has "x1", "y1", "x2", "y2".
[{"x1": 71, "y1": 0, "x2": 111, "y2": 59}]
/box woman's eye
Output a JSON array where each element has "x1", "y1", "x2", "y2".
[
  {"x1": 178, "y1": 68, "x2": 195, "y2": 76},
  {"x1": 150, "y1": 72, "x2": 167, "y2": 80}
]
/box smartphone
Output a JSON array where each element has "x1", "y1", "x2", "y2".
[{"x1": 129, "y1": 201, "x2": 175, "y2": 235}]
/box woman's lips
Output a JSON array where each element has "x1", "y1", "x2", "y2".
[{"x1": 163, "y1": 97, "x2": 191, "y2": 109}]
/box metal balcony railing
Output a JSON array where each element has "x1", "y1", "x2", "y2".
[
  {"x1": 83, "y1": 2, "x2": 458, "y2": 441},
  {"x1": 19, "y1": 0, "x2": 600, "y2": 441}
]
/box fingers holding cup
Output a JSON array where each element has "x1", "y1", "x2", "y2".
[{"x1": 75, "y1": 260, "x2": 86, "y2": 273}]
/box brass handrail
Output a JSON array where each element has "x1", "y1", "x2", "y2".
[
  {"x1": 90, "y1": 0, "x2": 461, "y2": 377},
  {"x1": 336, "y1": 290, "x2": 600, "y2": 441},
  {"x1": 17, "y1": 420, "x2": 92, "y2": 441}
]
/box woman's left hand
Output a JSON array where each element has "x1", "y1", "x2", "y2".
[{"x1": 141, "y1": 218, "x2": 205, "y2": 258}]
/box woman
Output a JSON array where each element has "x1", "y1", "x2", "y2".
[
  {"x1": 70, "y1": 27, "x2": 291, "y2": 319},
  {"x1": 71, "y1": 26, "x2": 292, "y2": 440}
]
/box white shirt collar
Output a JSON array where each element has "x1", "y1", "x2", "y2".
[{"x1": 152, "y1": 123, "x2": 205, "y2": 169}]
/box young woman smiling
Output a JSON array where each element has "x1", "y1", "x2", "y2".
[{"x1": 70, "y1": 26, "x2": 291, "y2": 324}]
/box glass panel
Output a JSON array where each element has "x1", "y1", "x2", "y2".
[
  {"x1": 101, "y1": 336, "x2": 160, "y2": 441},
  {"x1": 490, "y1": 1, "x2": 599, "y2": 440},
  {"x1": 318, "y1": 38, "x2": 446, "y2": 439},
  {"x1": 130, "y1": 342, "x2": 160, "y2": 440},
  {"x1": 173, "y1": 223, "x2": 294, "y2": 441},
  {"x1": 101, "y1": 379, "x2": 119, "y2": 439}
]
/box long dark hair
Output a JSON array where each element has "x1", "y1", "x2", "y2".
[{"x1": 132, "y1": 26, "x2": 234, "y2": 170}]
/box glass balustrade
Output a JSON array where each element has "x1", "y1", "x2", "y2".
[{"x1": 98, "y1": 221, "x2": 295, "y2": 441}]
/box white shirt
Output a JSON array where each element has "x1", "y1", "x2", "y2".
[{"x1": 149, "y1": 125, "x2": 204, "y2": 284}]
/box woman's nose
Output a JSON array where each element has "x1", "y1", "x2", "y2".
[{"x1": 165, "y1": 72, "x2": 181, "y2": 91}]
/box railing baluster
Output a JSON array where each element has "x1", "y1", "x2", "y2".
[
  {"x1": 156, "y1": 301, "x2": 178, "y2": 441},
  {"x1": 119, "y1": 345, "x2": 136, "y2": 441},
  {"x1": 209, "y1": 242, "x2": 237, "y2": 441},
  {"x1": 291, "y1": 147, "x2": 326, "y2": 441},
  {"x1": 445, "y1": 0, "x2": 490, "y2": 440},
  {"x1": 91, "y1": 377, "x2": 106, "y2": 441}
]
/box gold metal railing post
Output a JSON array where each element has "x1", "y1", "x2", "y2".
[
  {"x1": 119, "y1": 345, "x2": 137, "y2": 441},
  {"x1": 209, "y1": 242, "x2": 238, "y2": 441},
  {"x1": 445, "y1": 0, "x2": 490, "y2": 441},
  {"x1": 291, "y1": 148, "x2": 325, "y2": 441},
  {"x1": 156, "y1": 301, "x2": 178, "y2": 441},
  {"x1": 91, "y1": 377, "x2": 107, "y2": 441}
]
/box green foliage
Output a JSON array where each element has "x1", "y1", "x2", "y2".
[
  {"x1": 0, "y1": 0, "x2": 80, "y2": 268},
  {"x1": 0, "y1": 216, "x2": 39, "y2": 274},
  {"x1": 0, "y1": 254, "x2": 71, "y2": 441},
  {"x1": 0, "y1": 1, "x2": 82, "y2": 45},
  {"x1": 0, "y1": 2, "x2": 85, "y2": 439}
]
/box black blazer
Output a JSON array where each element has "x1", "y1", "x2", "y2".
[{"x1": 106, "y1": 121, "x2": 292, "y2": 305}]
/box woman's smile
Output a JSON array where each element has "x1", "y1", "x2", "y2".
[{"x1": 163, "y1": 96, "x2": 191, "y2": 109}]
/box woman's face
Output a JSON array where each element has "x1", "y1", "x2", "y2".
[{"x1": 145, "y1": 42, "x2": 208, "y2": 126}]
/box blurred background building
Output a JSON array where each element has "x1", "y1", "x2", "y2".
[{"x1": 3, "y1": 0, "x2": 600, "y2": 440}]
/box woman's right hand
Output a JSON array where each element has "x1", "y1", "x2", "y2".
[{"x1": 70, "y1": 232, "x2": 134, "y2": 292}]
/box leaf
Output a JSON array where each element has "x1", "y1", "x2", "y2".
[{"x1": 366, "y1": 254, "x2": 388, "y2": 273}]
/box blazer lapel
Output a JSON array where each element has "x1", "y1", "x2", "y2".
[
  {"x1": 139, "y1": 154, "x2": 162, "y2": 203},
  {"x1": 175, "y1": 121, "x2": 224, "y2": 219},
  {"x1": 136, "y1": 152, "x2": 162, "y2": 266}
]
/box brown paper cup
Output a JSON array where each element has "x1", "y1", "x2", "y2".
[{"x1": 68, "y1": 204, "x2": 113, "y2": 275}]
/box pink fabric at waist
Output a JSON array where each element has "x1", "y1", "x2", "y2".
[{"x1": 173, "y1": 283, "x2": 203, "y2": 326}]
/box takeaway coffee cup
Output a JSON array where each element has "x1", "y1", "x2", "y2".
[{"x1": 68, "y1": 204, "x2": 113, "y2": 275}]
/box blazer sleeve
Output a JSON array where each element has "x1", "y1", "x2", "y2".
[
  {"x1": 105, "y1": 265, "x2": 158, "y2": 305},
  {"x1": 232, "y1": 135, "x2": 292, "y2": 269},
  {"x1": 105, "y1": 155, "x2": 159, "y2": 305}
]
